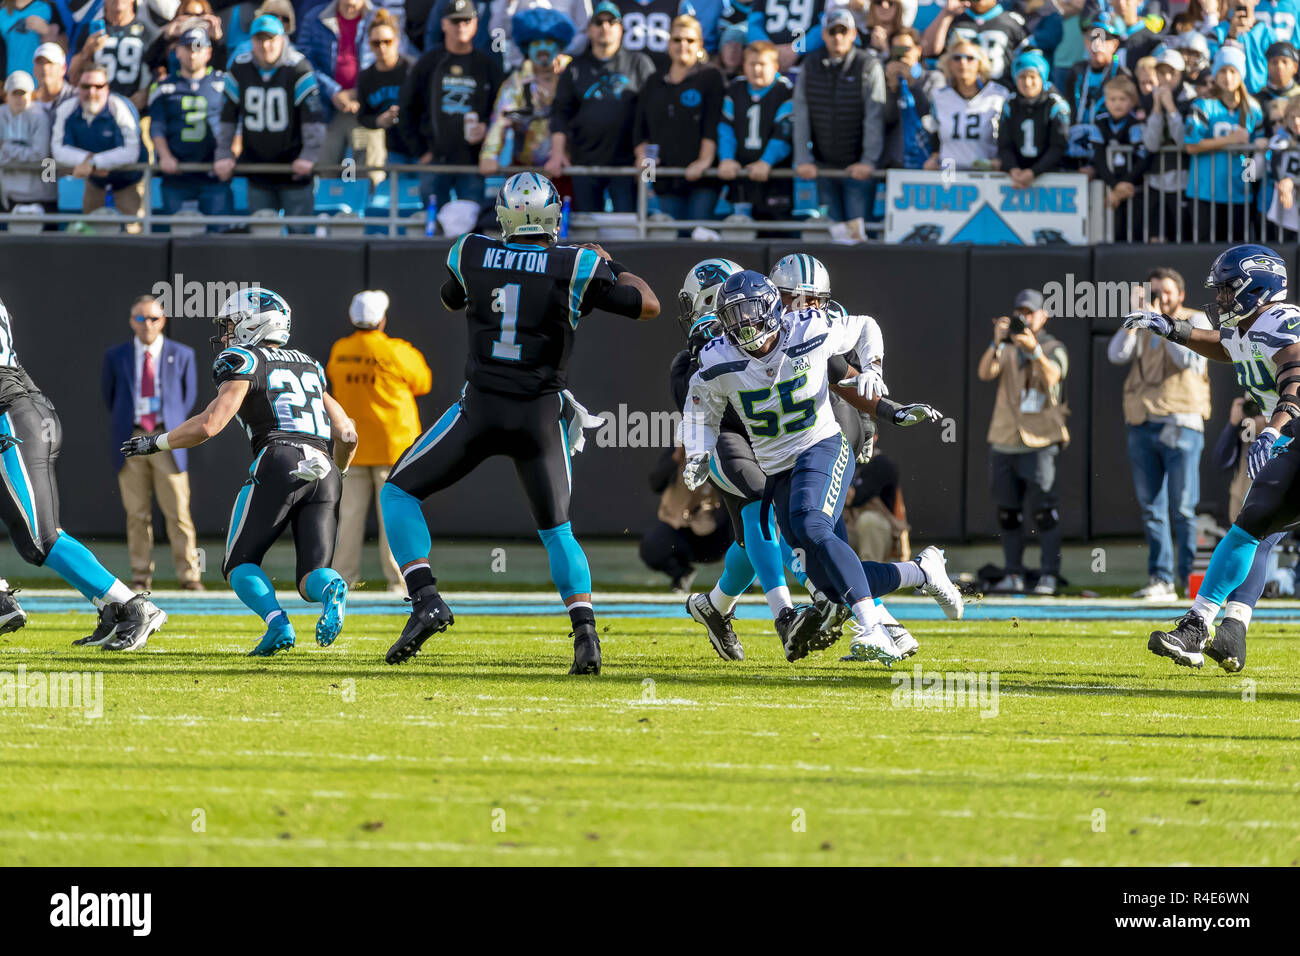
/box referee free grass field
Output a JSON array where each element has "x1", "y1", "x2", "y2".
[{"x1": 1, "y1": 607, "x2": 1298, "y2": 866}]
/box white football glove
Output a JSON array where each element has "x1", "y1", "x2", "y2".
[
  {"x1": 1121, "y1": 309, "x2": 1174, "y2": 337},
  {"x1": 682, "y1": 452, "x2": 710, "y2": 491},
  {"x1": 838, "y1": 367, "x2": 888, "y2": 401}
]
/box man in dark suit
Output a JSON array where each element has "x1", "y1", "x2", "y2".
[{"x1": 101, "y1": 294, "x2": 203, "y2": 590}]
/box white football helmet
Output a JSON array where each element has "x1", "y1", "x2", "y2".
[
  {"x1": 495, "y1": 172, "x2": 563, "y2": 241},
  {"x1": 770, "y1": 253, "x2": 832, "y2": 306},
  {"x1": 678, "y1": 258, "x2": 744, "y2": 340},
  {"x1": 214, "y1": 287, "x2": 292, "y2": 348}
]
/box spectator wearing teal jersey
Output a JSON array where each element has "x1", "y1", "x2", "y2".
[
  {"x1": 1209, "y1": 0, "x2": 1274, "y2": 93},
  {"x1": 0, "y1": 0, "x2": 56, "y2": 78},
  {"x1": 1185, "y1": 43, "x2": 1264, "y2": 241}
]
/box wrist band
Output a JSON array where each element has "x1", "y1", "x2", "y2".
[
  {"x1": 875, "y1": 396, "x2": 902, "y2": 421},
  {"x1": 156, "y1": 433, "x2": 171, "y2": 451},
  {"x1": 607, "y1": 260, "x2": 628, "y2": 279},
  {"x1": 1031, "y1": 345, "x2": 1044, "y2": 360}
]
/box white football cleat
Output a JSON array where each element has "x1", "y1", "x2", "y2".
[
  {"x1": 885, "y1": 623, "x2": 919, "y2": 658},
  {"x1": 847, "y1": 621, "x2": 904, "y2": 666},
  {"x1": 917, "y1": 546, "x2": 963, "y2": 620}
]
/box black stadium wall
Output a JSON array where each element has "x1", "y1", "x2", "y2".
[{"x1": 0, "y1": 237, "x2": 1272, "y2": 544}]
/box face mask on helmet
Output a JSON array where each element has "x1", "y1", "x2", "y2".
[{"x1": 718, "y1": 293, "x2": 779, "y2": 352}]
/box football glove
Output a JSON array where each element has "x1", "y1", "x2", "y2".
[
  {"x1": 121, "y1": 434, "x2": 161, "y2": 458},
  {"x1": 1121, "y1": 310, "x2": 1173, "y2": 337},
  {"x1": 1248, "y1": 428, "x2": 1280, "y2": 480},
  {"x1": 838, "y1": 367, "x2": 888, "y2": 401},
  {"x1": 682, "y1": 452, "x2": 710, "y2": 491},
  {"x1": 892, "y1": 403, "x2": 942, "y2": 426}
]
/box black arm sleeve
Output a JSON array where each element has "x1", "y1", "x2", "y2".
[
  {"x1": 441, "y1": 277, "x2": 467, "y2": 311},
  {"x1": 583, "y1": 278, "x2": 643, "y2": 319},
  {"x1": 648, "y1": 446, "x2": 678, "y2": 493}
]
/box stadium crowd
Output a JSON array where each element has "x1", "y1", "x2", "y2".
[{"x1": 3, "y1": 0, "x2": 1300, "y2": 239}]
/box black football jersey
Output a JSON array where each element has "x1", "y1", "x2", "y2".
[
  {"x1": 752, "y1": 0, "x2": 826, "y2": 47},
  {"x1": 947, "y1": 5, "x2": 1027, "y2": 82},
  {"x1": 0, "y1": 299, "x2": 39, "y2": 411},
  {"x1": 213, "y1": 345, "x2": 333, "y2": 454},
  {"x1": 80, "y1": 17, "x2": 160, "y2": 99},
  {"x1": 619, "y1": 0, "x2": 684, "y2": 71},
  {"x1": 222, "y1": 49, "x2": 324, "y2": 167},
  {"x1": 446, "y1": 233, "x2": 618, "y2": 397},
  {"x1": 722, "y1": 74, "x2": 794, "y2": 167}
]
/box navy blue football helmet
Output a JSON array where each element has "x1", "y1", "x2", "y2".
[
  {"x1": 715, "y1": 270, "x2": 782, "y2": 352},
  {"x1": 1206, "y1": 244, "x2": 1288, "y2": 327}
]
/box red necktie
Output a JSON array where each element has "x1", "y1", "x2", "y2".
[{"x1": 141, "y1": 349, "x2": 157, "y2": 432}]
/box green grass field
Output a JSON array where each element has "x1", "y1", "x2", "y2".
[{"x1": 1, "y1": 608, "x2": 1297, "y2": 866}]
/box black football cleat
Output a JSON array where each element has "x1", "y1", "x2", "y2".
[
  {"x1": 568, "y1": 622, "x2": 601, "y2": 675},
  {"x1": 775, "y1": 604, "x2": 819, "y2": 662},
  {"x1": 102, "y1": 595, "x2": 167, "y2": 652},
  {"x1": 806, "y1": 597, "x2": 851, "y2": 652},
  {"x1": 686, "y1": 592, "x2": 744, "y2": 660},
  {"x1": 0, "y1": 579, "x2": 27, "y2": 635},
  {"x1": 385, "y1": 584, "x2": 454, "y2": 664},
  {"x1": 1147, "y1": 611, "x2": 1208, "y2": 669},
  {"x1": 1204, "y1": 616, "x2": 1247, "y2": 673},
  {"x1": 73, "y1": 604, "x2": 119, "y2": 646}
]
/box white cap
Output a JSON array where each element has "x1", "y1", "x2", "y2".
[
  {"x1": 33, "y1": 42, "x2": 66, "y2": 66},
  {"x1": 1153, "y1": 47, "x2": 1185, "y2": 72},
  {"x1": 5, "y1": 71, "x2": 35, "y2": 94},
  {"x1": 349, "y1": 290, "x2": 389, "y2": 329}
]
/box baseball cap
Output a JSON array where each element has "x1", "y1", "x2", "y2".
[
  {"x1": 1014, "y1": 289, "x2": 1044, "y2": 312},
  {"x1": 824, "y1": 8, "x2": 855, "y2": 30},
  {"x1": 1153, "y1": 47, "x2": 1185, "y2": 72},
  {"x1": 720, "y1": 23, "x2": 747, "y2": 46},
  {"x1": 33, "y1": 42, "x2": 66, "y2": 66},
  {"x1": 250, "y1": 13, "x2": 285, "y2": 36},
  {"x1": 5, "y1": 71, "x2": 35, "y2": 94},
  {"x1": 1084, "y1": 18, "x2": 1122, "y2": 40},
  {"x1": 446, "y1": 0, "x2": 476, "y2": 20},
  {"x1": 1173, "y1": 31, "x2": 1210, "y2": 58},
  {"x1": 1268, "y1": 40, "x2": 1300, "y2": 63},
  {"x1": 592, "y1": 1, "x2": 621, "y2": 22},
  {"x1": 349, "y1": 290, "x2": 390, "y2": 329},
  {"x1": 179, "y1": 27, "x2": 211, "y2": 49}
]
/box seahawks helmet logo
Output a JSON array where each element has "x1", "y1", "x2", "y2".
[{"x1": 1244, "y1": 256, "x2": 1285, "y2": 275}]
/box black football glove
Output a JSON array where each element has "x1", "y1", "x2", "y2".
[{"x1": 121, "y1": 434, "x2": 161, "y2": 458}]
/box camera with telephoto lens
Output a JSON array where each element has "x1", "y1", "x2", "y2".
[
  {"x1": 1008, "y1": 314, "x2": 1027, "y2": 335},
  {"x1": 1243, "y1": 397, "x2": 1262, "y2": 419}
]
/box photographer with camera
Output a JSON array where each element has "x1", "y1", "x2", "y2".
[
  {"x1": 977, "y1": 288, "x2": 1070, "y2": 595},
  {"x1": 1109, "y1": 267, "x2": 1212, "y2": 601}
]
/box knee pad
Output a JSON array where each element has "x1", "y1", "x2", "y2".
[
  {"x1": 1033, "y1": 507, "x2": 1060, "y2": 531},
  {"x1": 997, "y1": 508, "x2": 1022, "y2": 531}
]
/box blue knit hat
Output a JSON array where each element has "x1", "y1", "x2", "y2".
[
  {"x1": 512, "y1": 7, "x2": 576, "y2": 52},
  {"x1": 1012, "y1": 48, "x2": 1050, "y2": 85}
]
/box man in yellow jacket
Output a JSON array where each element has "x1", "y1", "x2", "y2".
[{"x1": 327, "y1": 291, "x2": 433, "y2": 590}]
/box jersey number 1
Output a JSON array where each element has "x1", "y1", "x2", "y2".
[{"x1": 491, "y1": 284, "x2": 522, "y2": 361}]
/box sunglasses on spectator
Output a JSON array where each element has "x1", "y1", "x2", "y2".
[
  {"x1": 669, "y1": 35, "x2": 699, "y2": 44},
  {"x1": 79, "y1": 81, "x2": 108, "y2": 90},
  {"x1": 135, "y1": 314, "x2": 165, "y2": 323},
  {"x1": 828, "y1": 24, "x2": 850, "y2": 35},
  {"x1": 951, "y1": 53, "x2": 976, "y2": 62},
  {"x1": 370, "y1": 36, "x2": 396, "y2": 46}
]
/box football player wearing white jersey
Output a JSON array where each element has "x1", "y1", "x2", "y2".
[
  {"x1": 923, "y1": 38, "x2": 1010, "y2": 171},
  {"x1": 681, "y1": 270, "x2": 962, "y2": 665},
  {"x1": 1127, "y1": 245, "x2": 1300, "y2": 673}
]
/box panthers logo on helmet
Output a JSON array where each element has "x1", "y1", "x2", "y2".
[{"x1": 694, "y1": 261, "x2": 731, "y2": 287}]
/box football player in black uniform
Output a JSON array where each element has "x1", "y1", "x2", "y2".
[
  {"x1": 380, "y1": 172, "x2": 659, "y2": 675},
  {"x1": 0, "y1": 296, "x2": 166, "y2": 651},
  {"x1": 123, "y1": 288, "x2": 359, "y2": 657},
  {"x1": 215, "y1": 15, "x2": 325, "y2": 233}
]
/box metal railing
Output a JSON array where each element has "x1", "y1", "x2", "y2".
[{"x1": 0, "y1": 160, "x2": 884, "y2": 239}]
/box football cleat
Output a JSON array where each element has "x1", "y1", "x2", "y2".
[
  {"x1": 1204, "y1": 616, "x2": 1247, "y2": 673},
  {"x1": 248, "y1": 615, "x2": 296, "y2": 657},
  {"x1": 806, "y1": 596, "x2": 851, "y2": 651},
  {"x1": 568, "y1": 622, "x2": 602, "y2": 675},
  {"x1": 917, "y1": 546, "x2": 963, "y2": 619},
  {"x1": 102, "y1": 595, "x2": 167, "y2": 652},
  {"x1": 0, "y1": 579, "x2": 27, "y2": 635},
  {"x1": 1147, "y1": 611, "x2": 1208, "y2": 669},
  {"x1": 847, "y1": 621, "x2": 904, "y2": 666},
  {"x1": 73, "y1": 604, "x2": 119, "y2": 646},
  {"x1": 385, "y1": 584, "x2": 455, "y2": 664},
  {"x1": 775, "y1": 604, "x2": 819, "y2": 662},
  {"x1": 315, "y1": 577, "x2": 348, "y2": 647},
  {"x1": 686, "y1": 592, "x2": 744, "y2": 661},
  {"x1": 886, "y1": 623, "x2": 919, "y2": 658}
]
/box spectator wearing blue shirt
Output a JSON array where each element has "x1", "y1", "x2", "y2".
[
  {"x1": 1185, "y1": 43, "x2": 1264, "y2": 241},
  {"x1": 0, "y1": 0, "x2": 57, "y2": 78},
  {"x1": 148, "y1": 27, "x2": 232, "y2": 226},
  {"x1": 51, "y1": 61, "x2": 148, "y2": 228}
]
